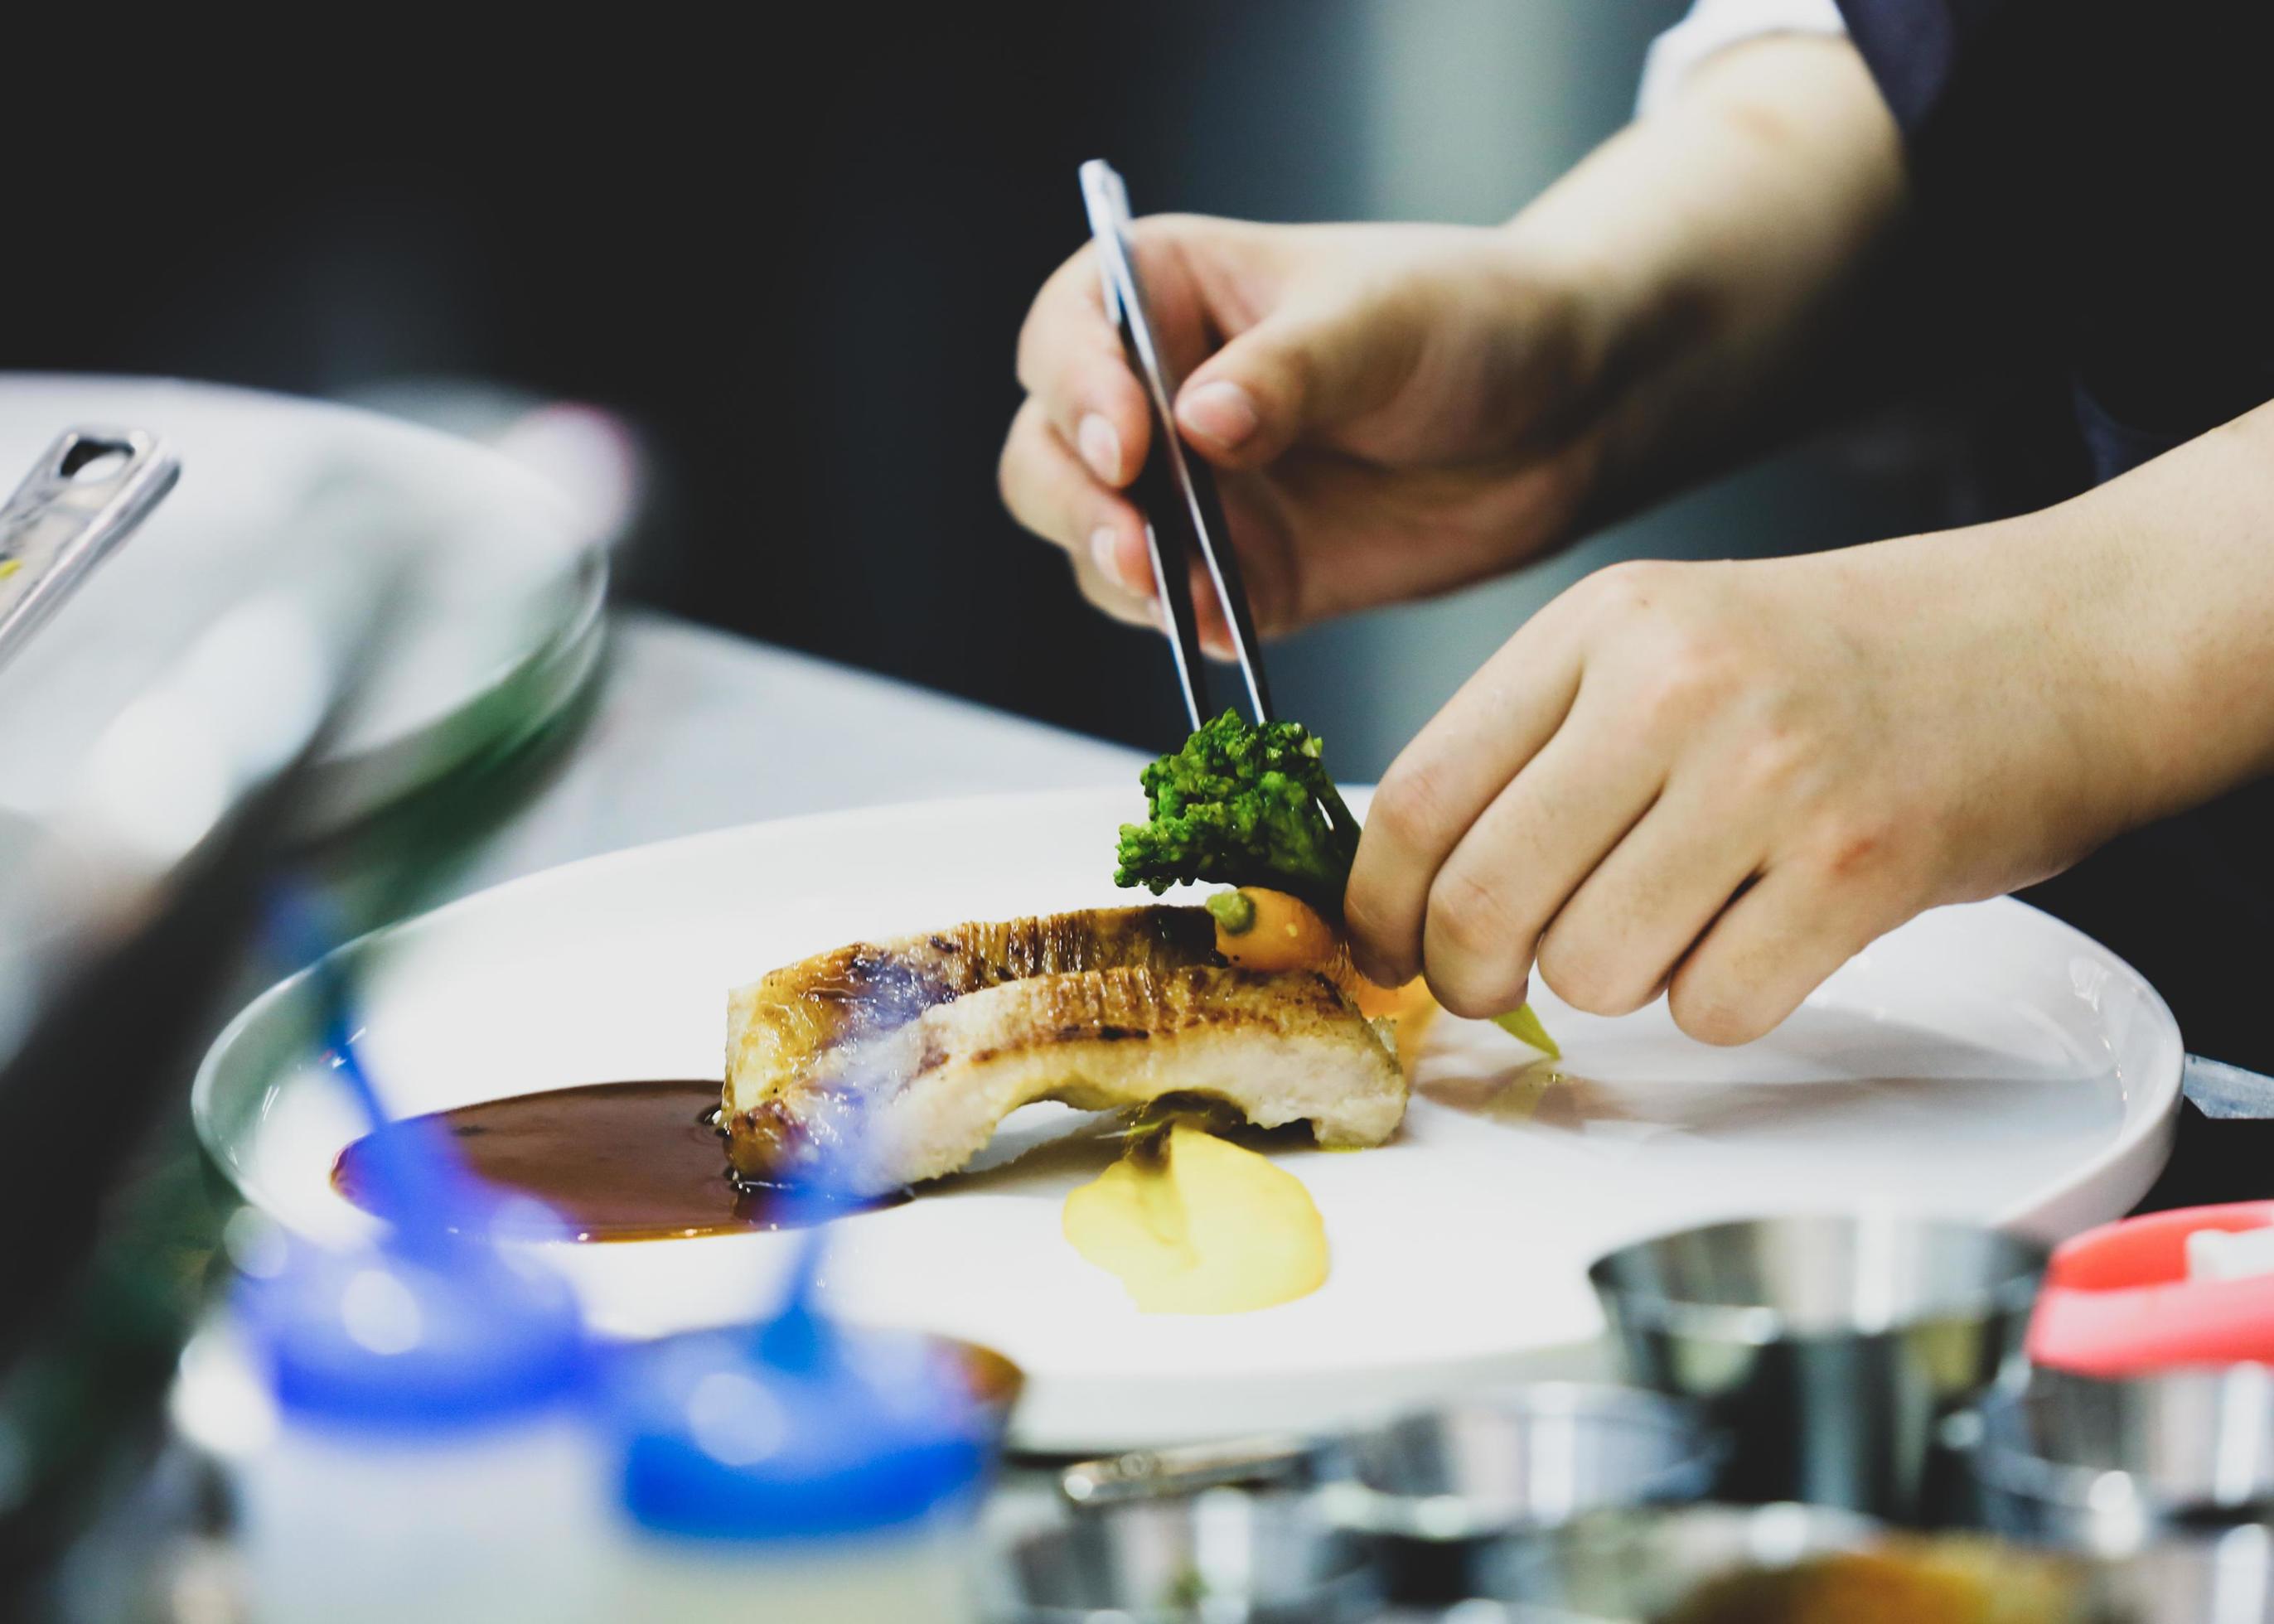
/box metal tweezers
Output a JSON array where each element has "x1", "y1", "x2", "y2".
[
  {"x1": 0, "y1": 428, "x2": 178, "y2": 676},
  {"x1": 1081, "y1": 159, "x2": 1274, "y2": 732}
]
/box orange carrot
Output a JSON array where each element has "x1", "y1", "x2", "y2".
[{"x1": 1207, "y1": 886, "x2": 1342, "y2": 972}]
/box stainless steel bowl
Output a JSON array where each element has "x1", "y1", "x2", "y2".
[
  {"x1": 1515, "y1": 1501, "x2": 1882, "y2": 1617},
  {"x1": 1319, "y1": 1383, "x2": 1722, "y2": 1602},
  {"x1": 985, "y1": 1489, "x2": 1381, "y2": 1624},
  {"x1": 2099, "y1": 1525, "x2": 2274, "y2": 1624},
  {"x1": 1970, "y1": 1365, "x2": 2274, "y2": 1543},
  {"x1": 1958, "y1": 1365, "x2": 2274, "y2": 1619},
  {"x1": 1589, "y1": 1215, "x2": 2046, "y2": 1520},
  {"x1": 1327, "y1": 1384, "x2": 1722, "y2": 1540}
]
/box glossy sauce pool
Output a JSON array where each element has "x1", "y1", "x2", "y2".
[{"x1": 330, "y1": 1080, "x2": 897, "y2": 1242}]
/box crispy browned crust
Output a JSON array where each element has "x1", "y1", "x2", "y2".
[
  {"x1": 723, "y1": 964, "x2": 1376, "y2": 1183},
  {"x1": 727, "y1": 906, "x2": 1218, "y2": 1105},
  {"x1": 927, "y1": 965, "x2": 1357, "y2": 1071}
]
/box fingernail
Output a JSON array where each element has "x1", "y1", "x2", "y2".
[
  {"x1": 1077, "y1": 414, "x2": 1122, "y2": 482},
  {"x1": 1179, "y1": 380, "x2": 1259, "y2": 450},
  {"x1": 1091, "y1": 526, "x2": 1139, "y2": 596}
]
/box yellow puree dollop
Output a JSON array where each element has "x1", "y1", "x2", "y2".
[{"x1": 1062, "y1": 1121, "x2": 1328, "y2": 1314}]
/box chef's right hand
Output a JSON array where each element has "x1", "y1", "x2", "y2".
[{"x1": 998, "y1": 215, "x2": 1605, "y2": 654}]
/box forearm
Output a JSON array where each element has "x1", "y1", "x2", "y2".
[
  {"x1": 1506, "y1": 35, "x2": 1914, "y2": 523},
  {"x1": 1996, "y1": 399, "x2": 2274, "y2": 832}
]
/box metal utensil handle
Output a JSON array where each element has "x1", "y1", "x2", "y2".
[
  {"x1": 2182, "y1": 1055, "x2": 2274, "y2": 1119},
  {"x1": 1060, "y1": 1433, "x2": 1323, "y2": 1506},
  {"x1": 0, "y1": 426, "x2": 180, "y2": 674},
  {"x1": 1078, "y1": 159, "x2": 1275, "y2": 729}
]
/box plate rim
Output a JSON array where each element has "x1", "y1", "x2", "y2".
[
  {"x1": 190, "y1": 785, "x2": 2186, "y2": 1448},
  {"x1": 0, "y1": 370, "x2": 612, "y2": 834}
]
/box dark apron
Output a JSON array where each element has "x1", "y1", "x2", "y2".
[{"x1": 1836, "y1": 0, "x2": 2274, "y2": 1198}]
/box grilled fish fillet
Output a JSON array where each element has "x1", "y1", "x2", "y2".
[{"x1": 724, "y1": 907, "x2": 1405, "y2": 1192}]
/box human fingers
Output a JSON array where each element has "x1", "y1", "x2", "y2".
[
  {"x1": 1014, "y1": 243, "x2": 1153, "y2": 487},
  {"x1": 998, "y1": 397, "x2": 1158, "y2": 626},
  {"x1": 1414, "y1": 704, "x2": 1667, "y2": 1017},
  {"x1": 1530, "y1": 771, "x2": 1770, "y2": 1017}
]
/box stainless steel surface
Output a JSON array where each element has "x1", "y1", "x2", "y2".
[
  {"x1": 986, "y1": 1489, "x2": 1380, "y2": 1623},
  {"x1": 1061, "y1": 1435, "x2": 1338, "y2": 1507},
  {"x1": 0, "y1": 426, "x2": 177, "y2": 674},
  {"x1": 1589, "y1": 1216, "x2": 2046, "y2": 1520},
  {"x1": 2182, "y1": 1056, "x2": 2274, "y2": 1120},
  {"x1": 1080, "y1": 158, "x2": 1273, "y2": 732}
]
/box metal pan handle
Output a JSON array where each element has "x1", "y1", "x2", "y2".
[
  {"x1": 1060, "y1": 1433, "x2": 1334, "y2": 1506},
  {"x1": 2182, "y1": 1055, "x2": 2274, "y2": 1120},
  {"x1": 0, "y1": 426, "x2": 180, "y2": 674}
]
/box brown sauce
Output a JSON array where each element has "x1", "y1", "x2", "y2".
[{"x1": 331, "y1": 1080, "x2": 901, "y2": 1243}]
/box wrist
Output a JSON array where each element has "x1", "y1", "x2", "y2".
[{"x1": 1853, "y1": 514, "x2": 2167, "y2": 869}]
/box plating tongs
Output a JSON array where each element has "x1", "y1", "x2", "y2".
[
  {"x1": 0, "y1": 427, "x2": 178, "y2": 675},
  {"x1": 1081, "y1": 159, "x2": 1273, "y2": 732}
]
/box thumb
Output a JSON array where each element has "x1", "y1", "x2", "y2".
[{"x1": 1173, "y1": 299, "x2": 1416, "y2": 469}]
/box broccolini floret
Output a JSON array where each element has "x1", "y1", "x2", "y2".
[
  {"x1": 1114, "y1": 710, "x2": 1560, "y2": 1059},
  {"x1": 1113, "y1": 712, "x2": 1363, "y2": 918}
]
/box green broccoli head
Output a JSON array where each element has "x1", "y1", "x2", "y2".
[{"x1": 1113, "y1": 712, "x2": 1362, "y2": 917}]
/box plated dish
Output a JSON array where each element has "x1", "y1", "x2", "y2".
[{"x1": 196, "y1": 779, "x2": 2182, "y2": 1449}]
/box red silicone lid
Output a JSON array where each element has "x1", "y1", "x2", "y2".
[{"x1": 2030, "y1": 1201, "x2": 2274, "y2": 1376}]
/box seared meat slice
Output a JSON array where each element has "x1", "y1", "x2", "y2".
[
  {"x1": 725, "y1": 960, "x2": 1405, "y2": 1195},
  {"x1": 728, "y1": 905, "x2": 1218, "y2": 1096}
]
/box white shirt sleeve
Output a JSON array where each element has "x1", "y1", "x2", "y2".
[{"x1": 1635, "y1": 0, "x2": 1850, "y2": 115}]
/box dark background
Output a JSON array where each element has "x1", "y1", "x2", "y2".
[{"x1": 0, "y1": 2, "x2": 1966, "y2": 772}]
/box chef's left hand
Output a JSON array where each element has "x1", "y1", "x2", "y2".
[{"x1": 1343, "y1": 531, "x2": 2143, "y2": 1044}]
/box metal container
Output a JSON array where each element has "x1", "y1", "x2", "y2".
[
  {"x1": 1969, "y1": 1365, "x2": 2274, "y2": 1543},
  {"x1": 1589, "y1": 1215, "x2": 2046, "y2": 1520},
  {"x1": 1960, "y1": 1365, "x2": 2274, "y2": 1620},
  {"x1": 984, "y1": 1489, "x2": 1379, "y2": 1624},
  {"x1": 1514, "y1": 1501, "x2": 1883, "y2": 1618},
  {"x1": 1515, "y1": 1502, "x2": 2103, "y2": 1622},
  {"x1": 1318, "y1": 1384, "x2": 1723, "y2": 1603}
]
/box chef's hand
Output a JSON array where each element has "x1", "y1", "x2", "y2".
[
  {"x1": 999, "y1": 215, "x2": 1600, "y2": 653},
  {"x1": 999, "y1": 36, "x2": 1909, "y2": 655},
  {"x1": 1344, "y1": 530, "x2": 2145, "y2": 1045}
]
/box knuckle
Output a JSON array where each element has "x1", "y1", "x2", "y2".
[
  {"x1": 1340, "y1": 889, "x2": 1415, "y2": 982},
  {"x1": 1808, "y1": 811, "x2": 1904, "y2": 883},
  {"x1": 1635, "y1": 633, "x2": 1739, "y2": 721},
  {"x1": 1580, "y1": 558, "x2": 1677, "y2": 620},
  {"x1": 994, "y1": 427, "x2": 1050, "y2": 535},
  {"x1": 1535, "y1": 923, "x2": 1648, "y2": 1017},
  {"x1": 1018, "y1": 245, "x2": 1103, "y2": 396},
  {"x1": 1367, "y1": 762, "x2": 1453, "y2": 858},
  {"x1": 994, "y1": 428, "x2": 1025, "y2": 515},
  {"x1": 1012, "y1": 305, "x2": 1052, "y2": 399},
  {"x1": 1667, "y1": 973, "x2": 1769, "y2": 1046},
  {"x1": 1736, "y1": 727, "x2": 1809, "y2": 799},
  {"x1": 1424, "y1": 870, "x2": 1531, "y2": 1015}
]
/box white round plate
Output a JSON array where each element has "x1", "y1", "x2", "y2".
[
  {"x1": 195, "y1": 788, "x2": 2183, "y2": 1451},
  {"x1": 0, "y1": 374, "x2": 605, "y2": 834}
]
